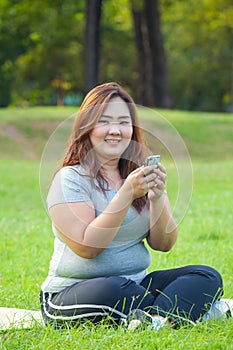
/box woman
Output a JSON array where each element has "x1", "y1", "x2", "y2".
[{"x1": 40, "y1": 82, "x2": 224, "y2": 329}]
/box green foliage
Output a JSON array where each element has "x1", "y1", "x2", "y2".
[
  {"x1": 100, "y1": 1, "x2": 138, "y2": 97},
  {"x1": 0, "y1": 0, "x2": 34, "y2": 106},
  {"x1": 0, "y1": 0, "x2": 86, "y2": 106},
  {"x1": 0, "y1": 0, "x2": 232, "y2": 110},
  {"x1": 12, "y1": 1, "x2": 86, "y2": 106},
  {"x1": 161, "y1": 0, "x2": 233, "y2": 111}
]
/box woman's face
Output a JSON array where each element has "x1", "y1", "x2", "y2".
[{"x1": 90, "y1": 96, "x2": 133, "y2": 163}]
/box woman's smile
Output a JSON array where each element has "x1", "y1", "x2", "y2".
[
  {"x1": 105, "y1": 137, "x2": 121, "y2": 144},
  {"x1": 90, "y1": 96, "x2": 133, "y2": 162}
]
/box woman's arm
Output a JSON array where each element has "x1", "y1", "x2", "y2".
[
  {"x1": 147, "y1": 194, "x2": 178, "y2": 251},
  {"x1": 49, "y1": 166, "x2": 157, "y2": 259},
  {"x1": 49, "y1": 184, "x2": 133, "y2": 258},
  {"x1": 146, "y1": 163, "x2": 178, "y2": 252}
]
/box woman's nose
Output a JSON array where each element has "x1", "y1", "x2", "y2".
[{"x1": 108, "y1": 122, "x2": 121, "y2": 134}]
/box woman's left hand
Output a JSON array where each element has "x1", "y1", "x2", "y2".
[{"x1": 147, "y1": 163, "x2": 167, "y2": 202}]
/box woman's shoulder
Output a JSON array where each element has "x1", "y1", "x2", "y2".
[
  {"x1": 47, "y1": 164, "x2": 93, "y2": 208},
  {"x1": 51, "y1": 164, "x2": 91, "y2": 189},
  {"x1": 58, "y1": 164, "x2": 89, "y2": 178}
]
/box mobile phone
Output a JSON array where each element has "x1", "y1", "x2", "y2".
[{"x1": 146, "y1": 155, "x2": 161, "y2": 166}]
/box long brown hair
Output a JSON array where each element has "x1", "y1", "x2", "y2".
[{"x1": 62, "y1": 82, "x2": 149, "y2": 213}]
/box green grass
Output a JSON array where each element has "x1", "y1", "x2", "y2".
[
  {"x1": 0, "y1": 107, "x2": 233, "y2": 349},
  {"x1": 0, "y1": 106, "x2": 233, "y2": 161}
]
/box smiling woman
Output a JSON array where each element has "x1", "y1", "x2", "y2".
[
  {"x1": 90, "y1": 96, "x2": 133, "y2": 164},
  {"x1": 40, "y1": 82, "x2": 226, "y2": 330}
]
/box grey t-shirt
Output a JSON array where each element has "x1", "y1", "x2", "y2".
[{"x1": 41, "y1": 165, "x2": 151, "y2": 293}]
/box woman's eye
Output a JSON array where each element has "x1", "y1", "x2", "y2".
[
  {"x1": 98, "y1": 120, "x2": 109, "y2": 124},
  {"x1": 97, "y1": 119, "x2": 131, "y2": 125},
  {"x1": 120, "y1": 121, "x2": 130, "y2": 125}
]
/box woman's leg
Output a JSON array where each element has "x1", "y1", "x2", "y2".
[
  {"x1": 40, "y1": 266, "x2": 223, "y2": 327},
  {"x1": 40, "y1": 276, "x2": 155, "y2": 327},
  {"x1": 140, "y1": 265, "x2": 223, "y2": 322}
]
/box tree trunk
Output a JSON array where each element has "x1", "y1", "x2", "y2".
[
  {"x1": 145, "y1": 0, "x2": 172, "y2": 108},
  {"x1": 131, "y1": 0, "x2": 173, "y2": 108},
  {"x1": 85, "y1": 0, "x2": 102, "y2": 93},
  {"x1": 131, "y1": 5, "x2": 154, "y2": 106}
]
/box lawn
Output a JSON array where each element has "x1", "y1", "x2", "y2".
[{"x1": 0, "y1": 107, "x2": 232, "y2": 349}]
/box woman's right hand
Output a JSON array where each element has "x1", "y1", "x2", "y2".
[{"x1": 123, "y1": 165, "x2": 158, "y2": 200}]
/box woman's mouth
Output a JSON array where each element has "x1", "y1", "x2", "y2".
[{"x1": 105, "y1": 139, "x2": 121, "y2": 144}]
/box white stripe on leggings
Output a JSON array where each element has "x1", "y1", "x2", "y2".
[{"x1": 42, "y1": 292, "x2": 127, "y2": 321}]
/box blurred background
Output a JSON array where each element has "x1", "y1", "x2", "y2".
[{"x1": 0, "y1": 0, "x2": 232, "y2": 112}]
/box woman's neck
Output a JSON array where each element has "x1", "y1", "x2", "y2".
[
  {"x1": 100, "y1": 158, "x2": 119, "y2": 173},
  {"x1": 100, "y1": 160, "x2": 122, "y2": 190}
]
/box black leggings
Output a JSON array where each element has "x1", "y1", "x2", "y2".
[{"x1": 40, "y1": 265, "x2": 223, "y2": 327}]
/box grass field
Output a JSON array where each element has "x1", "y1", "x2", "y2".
[{"x1": 0, "y1": 107, "x2": 233, "y2": 349}]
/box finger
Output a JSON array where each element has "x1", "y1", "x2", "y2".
[
  {"x1": 143, "y1": 165, "x2": 157, "y2": 176},
  {"x1": 155, "y1": 179, "x2": 164, "y2": 189},
  {"x1": 132, "y1": 166, "x2": 145, "y2": 176},
  {"x1": 155, "y1": 168, "x2": 167, "y2": 182},
  {"x1": 145, "y1": 171, "x2": 157, "y2": 182},
  {"x1": 157, "y1": 163, "x2": 166, "y2": 173}
]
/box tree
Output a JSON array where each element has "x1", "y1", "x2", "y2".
[
  {"x1": 1, "y1": 0, "x2": 232, "y2": 111},
  {"x1": 0, "y1": 0, "x2": 35, "y2": 106},
  {"x1": 10, "y1": 0, "x2": 86, "y2": 106},
  {"x1": 85, "y1": 0, "x2": 102, "y2": 93},
  {"x1": 131, "y1": 0, "x2": 172, "y2": 108},
  {"x1": 161, "y1": 0, "x2": 233, "y2": 111}
]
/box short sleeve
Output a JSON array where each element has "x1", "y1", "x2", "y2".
[{"x1": 47, "y1": 166, "x2": 92, "y2": 209}]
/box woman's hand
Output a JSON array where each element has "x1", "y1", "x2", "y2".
[
  {"x1": 123, "y1": 165, "x2": 161, "y2": 200},
  {"x1": 147, "y1": 163, "x2": 167, "y2": 202}
]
